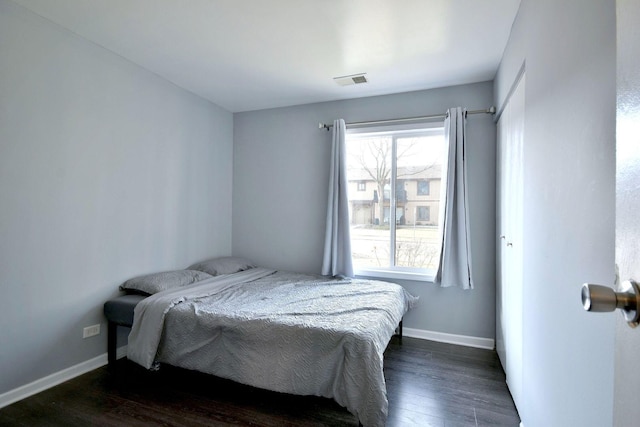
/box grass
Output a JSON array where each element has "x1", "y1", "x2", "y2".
[{"x1": 350, "y1": 225, "x2": 441, "y2": 270}]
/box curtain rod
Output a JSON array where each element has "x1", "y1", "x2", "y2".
[{"x1": 318, "y1": 106, "x2": 496, "y2": 131}]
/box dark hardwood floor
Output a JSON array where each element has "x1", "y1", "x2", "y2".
[{"x1": 0, "y1": 337, "x2": 520, "y2": 426}]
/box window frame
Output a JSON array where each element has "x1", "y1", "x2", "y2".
[{"x1": 346, "y1": 121, "x2": 445, "y2": 282}]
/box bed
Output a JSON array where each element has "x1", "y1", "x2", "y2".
[{"x1": 104, "y1": 257, "x2": 417, "y2": 427}]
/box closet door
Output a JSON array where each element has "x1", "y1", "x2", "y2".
[
  {"x1": 496, "y1": 73, "x2": 525, "y2": 414},
  {"x1": 496, "y1": 103, "x2": 508, "y2": 370}
]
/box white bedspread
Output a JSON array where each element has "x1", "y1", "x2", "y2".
[{"x1": 127, "y1": 269, "x2": 417, "y2": 427}]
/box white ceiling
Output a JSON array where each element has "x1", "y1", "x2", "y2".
[{"x1": 13, "y1": 0, "x2": 521, "y2": 113}]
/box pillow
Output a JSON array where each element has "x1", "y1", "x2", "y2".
[
  {"x1": 120, "y1": 269, "x2": 213, "y2": 295},
  {"x1": 187, "y1": 256, "x2": 255, "y2": 276}
]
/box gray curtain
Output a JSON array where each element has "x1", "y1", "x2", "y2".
[
  {"x1": 435, "y1": 107, "x2": 474, "y2": 289},
  {"x1": 321, "y1": 119, "x2": 354, "y2": 277}
]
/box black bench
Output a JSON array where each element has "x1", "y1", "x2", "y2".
[{"x1": 103, "y1": 294, "x2": 146, "y2": 364}]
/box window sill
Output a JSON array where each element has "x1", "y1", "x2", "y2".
[{"x1": 354, "y1": 268, "x2": 435, "y2": 283}]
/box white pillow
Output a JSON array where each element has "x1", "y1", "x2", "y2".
[
  {"x1": 120, "y1": 270, "x2": 213, "y2": 295},
  {"x1": 188, "y1": 256, "x2": 255, "y2": 276}
]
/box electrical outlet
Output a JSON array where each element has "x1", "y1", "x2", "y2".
[{"x1": 83, "y1": 324, "x2": 101, "y2": 338}]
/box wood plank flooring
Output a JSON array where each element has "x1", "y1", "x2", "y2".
[{"x1": 0, "y1": 337, "x2": 520, "y2": 426}]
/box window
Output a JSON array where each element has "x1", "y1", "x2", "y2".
[
  {"x1": 417, "y1": 206, "x2": 430, "y2": 221},
  {"x1": 417, "y1": 180, "x2": 430, "y2": 195},
  {"x1": 345, "y1": 122, "x2": 445, "y2": 280},
  {"x1": 357, "y1": 181, "x2": 366, "y2": 191}
]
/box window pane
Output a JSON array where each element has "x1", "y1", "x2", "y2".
[
  {"x1": 394, "y1": 136, "x2": 444, "y2": 270},
  {"x1": 417, "y1": 180, "x2": 430, "y2": 195},
  {"x1": 346, "y1": 126, "x2": 445, "y2": 275},
  {"x1": 346, "y1": 136, "x2": 391, "y2": 270}
]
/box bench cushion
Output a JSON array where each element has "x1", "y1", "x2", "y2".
[{"x1": 104, "y1": 294, "x2": 146, "y2": 327}]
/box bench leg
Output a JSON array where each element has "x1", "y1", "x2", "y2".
[
  {"x1": 394, "y1": 319, "x2": 403, "y2": 343},
  {"x1": 108, "y1": 321, "x2": 117, "y2": 365}
]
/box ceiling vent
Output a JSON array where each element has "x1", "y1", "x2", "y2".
[{"x1": 333, "y1": 73, "x2": 368, "y2": 86}]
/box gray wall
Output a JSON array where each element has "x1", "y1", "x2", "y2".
[
  {"x1": 0, "y1": 1, "x2": 233, "y2": 395},
  {"x1": 233, "y1": 82, "x2": 497, "y2": 339},
  {"x1": 495, "y1": 0, "x2": 616, "y2": 425}
]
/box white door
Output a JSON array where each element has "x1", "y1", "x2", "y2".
[
  {"x1": 496, "y1": 102, "x2": 506, "y2": 368},
  {"x1": 496, "y1": 73, "x2": 525, "y2": 414},
  {"x1": 613, "y1": 1, "x2": 640, "y2": 424}
]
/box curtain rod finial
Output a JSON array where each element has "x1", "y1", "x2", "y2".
[{"x1": 319, "y1": 122, "x2": 331, "y2": 131}]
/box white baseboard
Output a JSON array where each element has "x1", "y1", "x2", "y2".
[
  {"x1": 0, "y1": 346, "x2": 127, "y2": 409},
  {"x1": 0, "y1": 331, "x2": 492, "y2": 410},
  {"x1": 404, "y1": 327, "x2": 495, "y2": 350}
]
